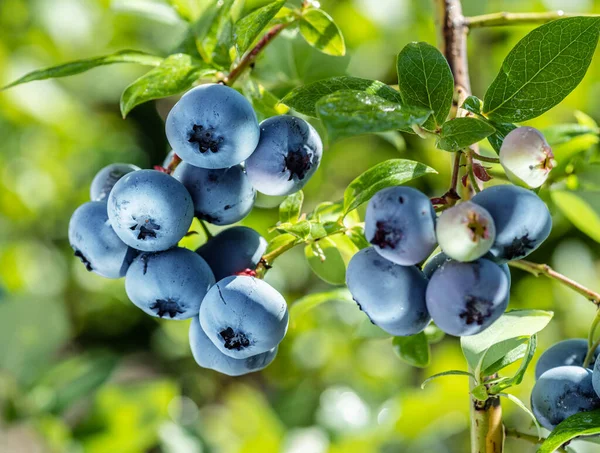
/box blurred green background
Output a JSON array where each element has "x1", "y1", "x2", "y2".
[{"x1": 1, "y1": 0, "x2": 600, "y2": 452}]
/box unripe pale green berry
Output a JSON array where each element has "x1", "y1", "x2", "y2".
[
  {"x1": 436, "y1": 201, "x2": 496, "y2": 262},
  {"x1": 499, "y1": 126, "x2": 555, "y2": 189}
]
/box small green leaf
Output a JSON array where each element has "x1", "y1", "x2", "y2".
[
  {"x1": 200, "y1": 0, "x2": 236, "y2": 66},
  {"x1": 461, "y1": 309, "x2": 553, "y2": 373},
  {"x1": 487, "y1": 121, "x2": 518, "y2": 154},
  {"x1": 290, "y1": 288, "x2": 353, "y2": 322},
  {"x1": 498, "y1": 393, "x2": 542, "y2": 439},
  {"x1": 462, "y1": 96, "x2": 483, "y2": 115},
  {"x1": 421, "y1": 370, "x2": 475, "y2": 389},
  {"x1": 299, "y1": 9, "x2": 345, "y2": 56},
  {"x1": 279, "y1": 191, "x2": 304, "y2": 224},
  {"x1": 538, "y1": 409, "x2": 600, "y2": 453},
  {"x1": 480, "y1": 340, "x2": 528, "y2": 376},
  {"x1": 392, "y1": 332, "x2": 430, "y2": 368},
  {"x1": 488, "y1": 335, "x2": 537, "y2": 392},
  {"x1": 424, "y1": 324, "x2": 446, "y2": 344},
  {"x1": 120, "y1": 54, "x2": 214, "y2": 117},
  {"x1": 279, "y1": 219, "x2": 312, "y2": 240},
  {"x1": 243, "y1": 79, "x2": 290, "y2": 120},
  {"x1": 551, "y1": 190, "x2": 600, "y2": 243},
  {"x1": 343, "y1": 158, "x2": 437, "y2": 215},
  {"x1": 2, "y1": 50, "x2": 163, "y2": 90},
  {"x1": 281, "y1": 76, "x2": 402, "y2": 117},
  {"x1": 346, "y1": 226, "x2": 371, "y2": 250},
  {"x1": 310, "y1": 201, "x2": 344, "y2": 223},
  {"x1": 483, "y1": 17, "x2": 600, "y2": 122},
  {"x1": 438, "y1": 117, "x2": 496, "y2": 152},
  {"x1": 316, "y1": 90, "x2": 431, "y2": 142},
  {"x1": 265, "y1": 233, "x2": 300, "y2": 255},
  {"x1": 471, "y1": 384, "x2": 489, "y2": 401},
  {"x1": 234, "y1": 0, "x2": 286, "y2": 55},
  {"x1": 396, "y1": 41, "x2": 454, "y2": 130},
  {"x1": 305, "y1": 236, "x2": 355, "y2": 285}
]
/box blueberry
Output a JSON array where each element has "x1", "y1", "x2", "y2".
[
  {"x1": 245, "y1": 115, "x2": 323, "y2": 196},
  {"x1": 196, "y1": 226, "x2": 267, "y2": 280},
  {"x1": 436, "y1": 202, "x2": 496, "y2": 262},
  {"x1": 364, "y1": 187, "x2": 437, "y2": 266},
  {"x1": 346, "y1": 247, "x2": 431, "y2": 336},
  {"x1": 531, "y1": 366, "x2": 600, "y2": 430},
  {"x1": 500, "y1": 127, "x2": 554, "y2": 189},
  {"x1": 173, "y1": 162, "x2": 255, "y2": 225},
  {"x1": 426, "y1": 258, "x2": 509, "y2": 336},
  {"x1": 68, "y1": 201, "x2": 137, "y2": 278},
  {"x1": 107, "y1": 169, "x2": 194, "y2": 252},
  {"x1": 594, "y1": 359, "x2": 600, "y2": 398},
  {"x1": 166, "y1": 84, "x2": 259, "y2": 169},
  {"x1": 90, "y1": 163, "x2": 140, "y2": 202},
  {"x1": 199, "y1": 276, "x2": 288, "y2": 359},
  {"x1": 471, "y1": 185, "x2": 552, "y2": 263},
  {"x1": 424, "y1": 252, "x2": 511, "y2": 286},
  {"x1": 536, "y1": 339, "x2": 600, "y2": 380},
  {"x1": 125, "y1": 247, "x2": 214, "y2": 319},
  {"x1": 189, "y1": 316, "x2": 277, "y2": 376}
]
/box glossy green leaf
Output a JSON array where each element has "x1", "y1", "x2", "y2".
[
  {"x1": 281, "y1": 76, "x2": 402, "y2": 117},
  {"x1": 279, "y1": 191, "x2": 304, "y2": 224},
  {"x1": 120, "y1": 54, "x2": 214, "y2": 117},
  {"x1": 424, "y1": 325, "x2": 446, "y2": 344},
  {"x1": 305, "y1": 237, "x2": 351, "y2": 285},
  {"x1": 421, "y1": 370, "x2": 475, "y2": 389},
  {"x1": 343, "y1": 158, "x2": 437, "y2": 214},
  {"x1": 462, "y1": 96, "x2": 483, "y2": 115},
  {"x1": 299, "y1": 9, "x2": 345, "y2": 56},
  {"x1": 480, "y1": 339, "x2": 528, "y2": 376},
  {"x1": 461, "y1": 309, "x2": 553, "y2": 373},
  {"x1": 483, "y1": 17, "x2": 600, "y2": 122},
  {"x1": 279, "y1": 219, "x2": 312, "y2": 240},
  {"x1": 316, "y1": 90, "x2": 431, "y2": 142},
  {"x1": 487, "y1": 121, "x2": 518, "y2": 154},
  {"x1": 551, "y1": 190, "x2": 600, "y2": 242},
  {"x1": 488, "y1": 335, "x2": 537, "y2": 392},
  {"x1": 2, "y1": 50, "x2": 163, "y2": 90},
  {"x1": 200, "y1": 0, "x2": 236, "y2": 66},
  {"x1": 234, "y1": 0, "x2": 286, "y2": 54},
  {"x1": 265, "y1": 233, "x2": 300, "y2": 255},
  {"x1": 290, "y1": 288, "x2": 353, "y2": 322},
  {"x1": 392, "y1": 332, "x2": 430, "y2": 368},
  {"x1": 438, "y1": 117, "x2": 496, "y2": 151},
  {"x1": 396, "y1": 41, "x2": 454, "y2": 130},
  {"x1": 538, "y1": 409, "x2": 600, "y2": 452},
  {"x1": 310, "y1": 201, "x2": 344, "y2": 223}
]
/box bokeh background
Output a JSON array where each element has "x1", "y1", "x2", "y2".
[{"x1": 1, "y1": 0, "x2": 600, "y2": 452}]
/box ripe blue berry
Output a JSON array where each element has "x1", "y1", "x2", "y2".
[
  {"x1": 346, "y1": 247, "x2": 431, "y2": 336},
  {"x1": 125, "y1": 247, "x2": 214, "y2": 319},
  {"x1": 200, "y1": 276, "x2": 288, "y2": 359},
  {"x1": 69, "y1": 201, "x2": 137, "y2": 278},
  {"x1": 536, "y1": 339, "x2": 600, "y2": 380},
  {"x1": 436, "y1": 202, "x2": 496, "y2": 262},
  {"x1": 245, "y1": 115, "x2": 323, "y2": 196},
  {"x1": 424, "y1": 252, "x2": 511, "y2": 286},
  {"x1": 500, "y1": 127, "x2": 554, "y2": 189},
  {"x1": 107, "y1": 169, "x2": 194, "y2": 252},
  {"x1": 196, "y1": 226, "x2": 267, "y2": 280},
  {"x1": 364, "y1": 187, "x2": 437, "y2": 266},
  {"x1": 471, "y1": 185, "x2": 552, "y2": 263},
  {"x1": 593, "y1": 359, "x2": 600, "y2": 399},
  {"x1": 426, "y1": 258, "x2": 509, "y2": 336},
  {"x1": 166, "y1": 84, "x2": 259, "y2": 169},
  {"x1": 90, "y1": 163, "x2": 140, "y2": 202},
  {"x1": 173, "y1": 162, "x2": 255, "y2": 225},
  {"x1": 189, "y1": 316, "x2": 277, "y2": 376},
  {"x1": 531, "y1": 366, "x2": 600, "y2": 430}
]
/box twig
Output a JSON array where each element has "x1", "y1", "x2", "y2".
[
  {"x1": 465, "y1": 150, "x2": 481, "y2": 196},
  {"x1": 472, "y1": 152, "x2": 500, "y2": 164},
  {"x1": 505, "y1": 428, "x2": 567, "y2": 453},
  {"x1": 465, "y1": 11, "x2": 599, "y2": 28}
]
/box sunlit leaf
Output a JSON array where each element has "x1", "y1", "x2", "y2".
[
  {"x1": 234, "y1": 0, "x2": 287, "y2": 54},
  {"x1": 393, "y1": 332, "x2": 430, "y2": 368},
  {"x1": 551, "y1": 190, "x2": 600, "y2": 243},
  {"x1": 299, "y1": 9, "x2": 346, "y2": 56},
  {"x1": 279, "y1": 191, "x2": 304, "y2": 224},
  {"x1": 438, "y1": 117, "x2": 496, "y2": 151},
  {"x1": 538, "y1": 409, "x2": 600, "y2": 452}
]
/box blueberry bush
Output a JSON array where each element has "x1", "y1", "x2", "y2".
[{"x1": 2, "y1": 0, "x2": 600, "y2": 452}]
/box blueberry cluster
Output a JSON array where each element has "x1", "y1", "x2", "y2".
[
  {"x1": 68, "y1": 84, "x2": 324, "y2": 376},
  {"x1": 531, "y1": 340, "x2": 600, "y2": 430},
  {"x1": 347, "y1": 184, "x2": 552, "y2": 337}
]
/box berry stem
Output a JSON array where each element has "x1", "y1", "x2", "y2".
[
  {"x1": 198, "y1": 220, "x2": 213, "y2": 240},
  {"x1": 471, "y1": 152, "x2": 500, "y2": 164},
  {"x1": 465, "y1": 11, "x2": 599, "y2": 28},
  {"x1": 583, "y1": 334, "x2": 600, "y2": 369},
  {"x1": 508, "y1": 260, "x2": 600, "y2": 306},
  {"x1": 165, "y1": 153, "x2": 182, "y2": 175},
  {"x1": 465, "y1": 150, "x2": 481, "y2": 196}
]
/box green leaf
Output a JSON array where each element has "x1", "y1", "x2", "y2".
[
  {"x1": 480, "y1": 340, "x2": 528, "y2": 376},
  {"x1": 471, "y1": 384, "x2": 489, "y2": 401},
  {"x1": 265, "y1": 233, "x2": 300, "y2": 255},
  {"x1": 304, "y1": 236, "x2": 355, "y2": 285},
  {"x1": 396, "y1": 41, "x2": 454, "y2": 130},
  {"x1": 538, "y1": 409, "x2": 600, "y2": 452},
  {"x1": 243, "y1": 79, "x2": 290, "y2": 120},
  {"x1": 551, "y1": 190, "x2": 600, "y2": 242},
  {"x1": 487, "y1": 121, "x2": 518, "y2": 154},
  {"x1": 200, "y1": 0, "x2": 236, "y2": 66},
  {"x1": 421, "y1": 370, "x2": 475, "y2": 389},
  {"x1": 498, "y1": 393, "x2": 542, "y2": 439},
  {"x1": 2, "y1": 50, "x2": 163, "y2": 90},
  {"x1": 120, "y1": 54, "x2": 214, "y2": 118},
  {"x1": 316, "y1": 90, "x2": 431, "y2": 142},
  {"x1": 483, "y1": 17, "x2": 600, "y2": 122},
  {"x1": 488, "y1": 335, "x2": 537, "y2": 393},
  {"x1": 299, "y1": 9, "x2": 345, "y2": 56},
  {"x1": 279, "y1": 219, "x2": 312, "y2": 240},
  {"x1": 310, "y1": 201, "x2": 344, "y2": 223},
  {"x1": 281, "y1": 76, "x2": 402, "y2": 117},
  {"x1": 290, "y1": 288, "x2": 353, "y2": 322},
  {"x1": 462, "y1": 96, "x2": 483, "y2": 115},
  {"x1": 234, "y1": 0, "x2": 286, "y2": 55},
  {"x1": 167, "y1": 0, "x2": 204, "y2": 21},
  {"x1": 343, "y1": 158, "x2": 437, "y2": 214},
  {"x1": 461, "y1": 309, "x2": 553, "y2": 373},
  {"x1": 346, "y1": 225, "x2": 371, "y2": 250},
  {"x1": 279, "y1": 191, "x2": 304, "y2": 224},
  {"x1": 543, "y1": 123, "x2": 599, "y2": 146},
  {"x1": 575, "y1": 110, "x2": 599, "y2": 128},
  {"x1": 392, "y1": 332, "x2": 430, "y2": 368},
  {"x1": 438, "y1": 117, "x2": 496, "y2": 152},
  {"x1": 424, "y1": 324, "x2": 446, "y2": 344},
  {"x1": 112, "y1": 0, "x2": 184, "y2": 24}
]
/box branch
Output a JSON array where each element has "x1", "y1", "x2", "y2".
[
  {"x1": 508, "y1": 260, "x2": 600, "y2": 306},
  {"x1": 465, "y1": 11, "x2": 600, "y2": 28}
]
